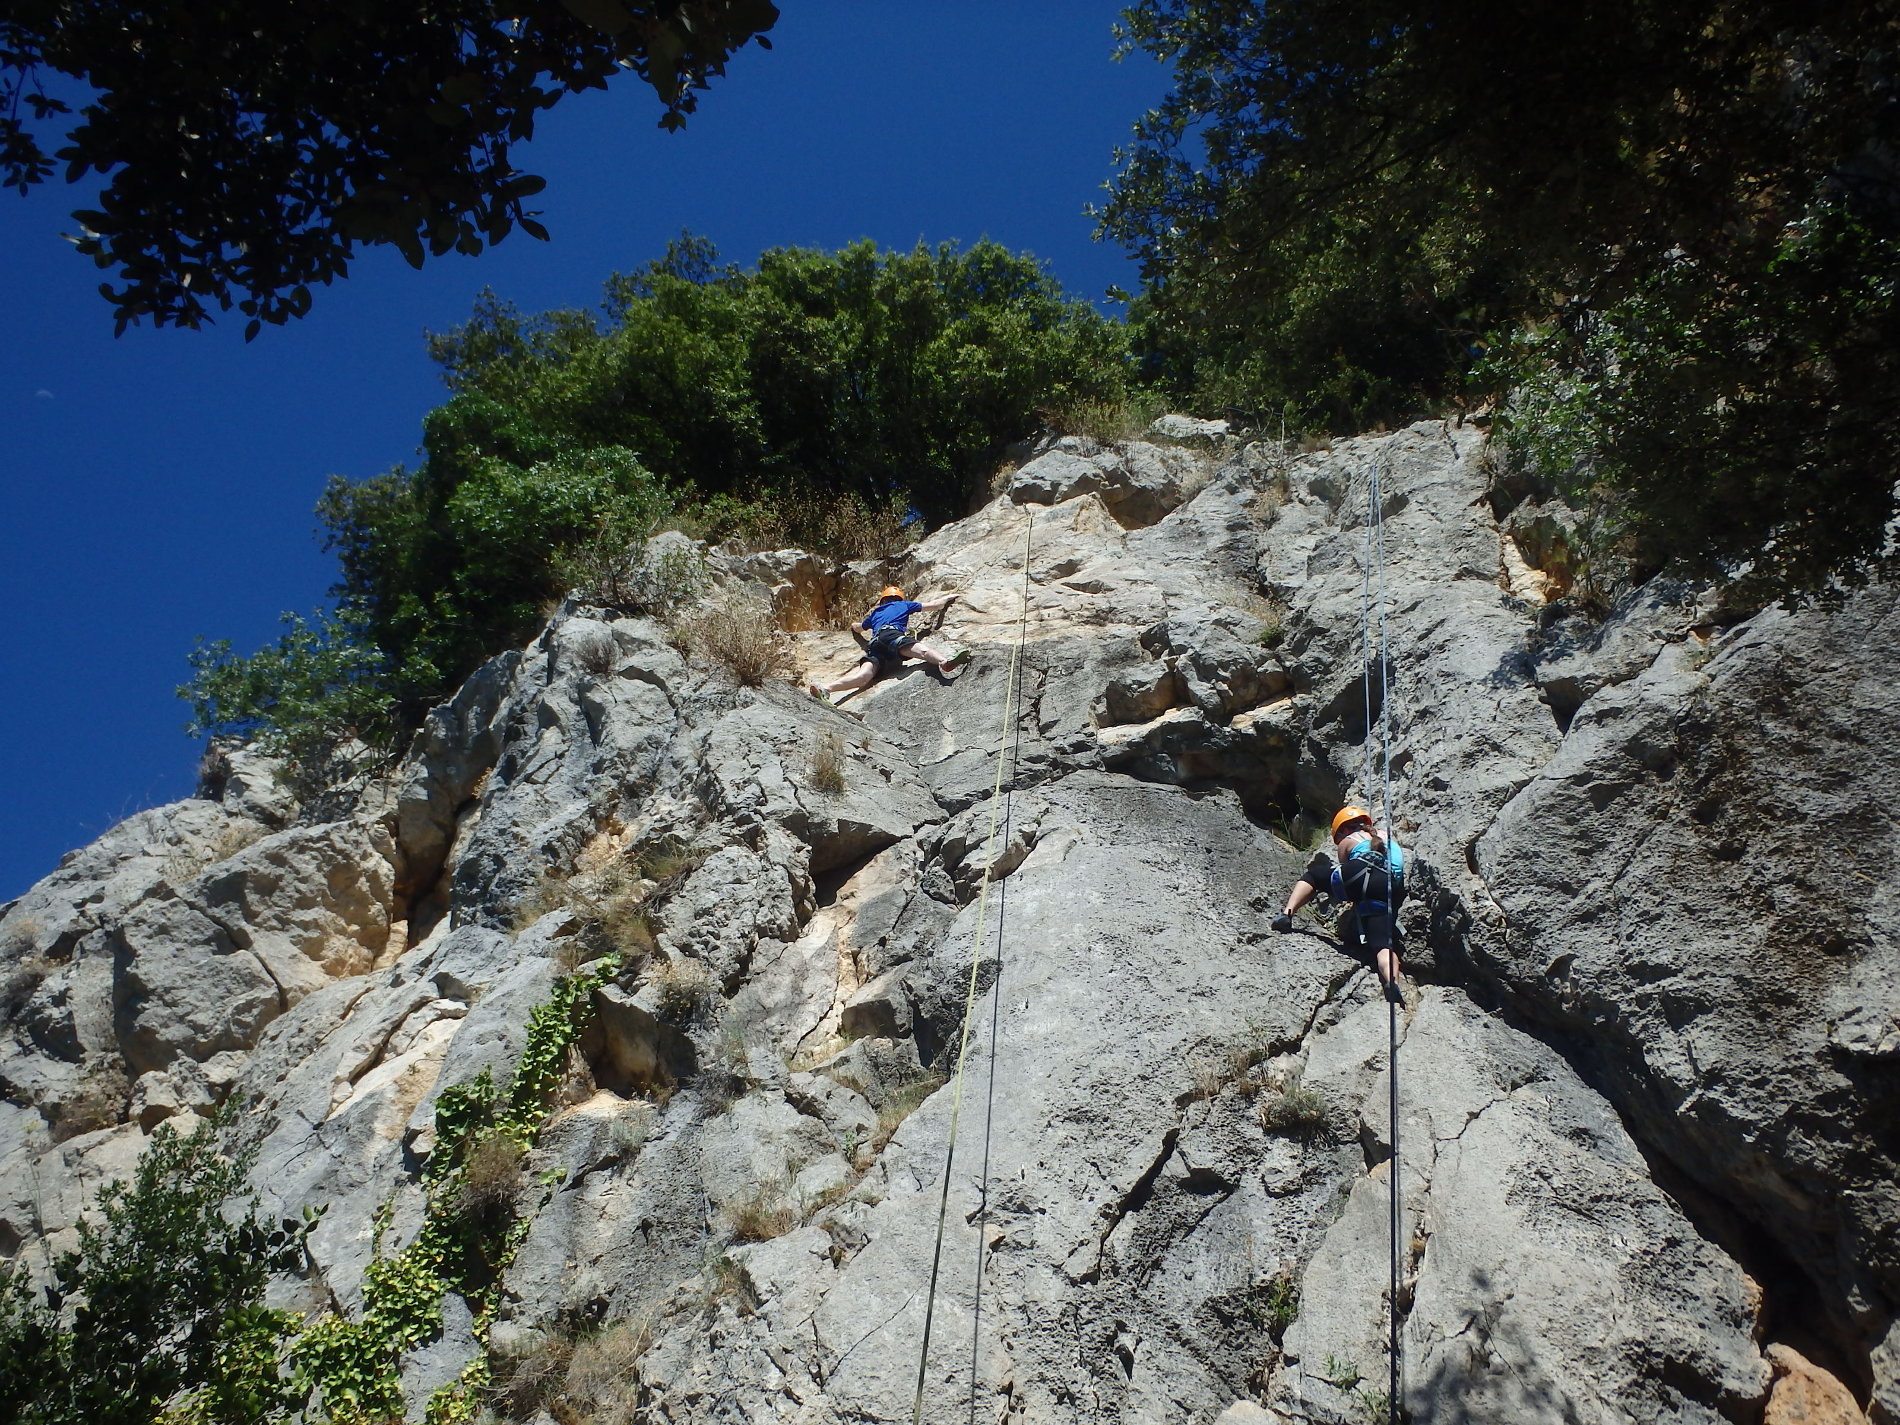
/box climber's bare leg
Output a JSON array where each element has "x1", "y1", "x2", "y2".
[
  {"x1": 906, "y1": 640, "x2": 962, "y2": 668},
  {"x1": 811, "y1": 660, "x2": 878, "y2": 698}
]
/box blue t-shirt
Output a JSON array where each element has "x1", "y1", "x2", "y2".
[{"x1": 863, "y1": 600, "x2": 924, "y2": 636}]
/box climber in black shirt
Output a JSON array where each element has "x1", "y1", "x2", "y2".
[{"x1": 1271, "y1": 806, "x2": 1407, "y2": 1003}]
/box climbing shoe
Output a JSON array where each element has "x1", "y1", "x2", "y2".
[
  {"x1": 944, "y1": 649, "x2": 972, "y2": 670},
  {"x1": 1383, "y1": 978, "x2": 1404, "y2": 1005},
  {"x1": 807, "y1": 683, "x2": 830, "y2": 702},
  {"x1": 1270, "y1": 913, "x2": 1294, "y2": 933}
]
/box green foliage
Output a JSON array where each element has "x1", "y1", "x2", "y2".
[
  {"x1": 426, "y1": 236, "x2": 1134, "y2": 526},
  {"x1": 292, "y1": 1315, "x2": 404, "y2": 1424},
  {"x1": 1233, "y1": 1272, "x2": 1299, "y2": 1339},
  {"x1": 553, "y1": 518, "x2": 710, "y2": 616},
  {"x1": 1103, "y1": 0, "x2": 1900, "y2": 604},
  {"x1": 184, "y1": 235, "x2": 1128, "y2": 780},
  {"x1": 0, "y1": 1118, "x2": 313, "y2": 1425},
  {"x1": 320, "y1": 434, "x2": 673, "y2": 709},
  {"x1": 1495, "y1": 205, "x2": 1900, "y2": 605},
  {"x1": 179, "y1": 606, "x2": 398, "y2": 794},
  {"x1": 297, "y1": 953, "x2": 619, "y2": 1422},
  {"x1": 1, "y1": 3, "x2": 778, "y2": 333}
]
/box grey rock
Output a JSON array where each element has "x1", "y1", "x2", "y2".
[
  {"x1": 584, "y1": 983, "x2": 692, "y2": 1093},
  {"x1": 8, "y1": 424, "x2": 1896, "y2": 1422},
  {"x1": 1008, "y1": 439, "x2": 1208, "y2": 529},
  {"x1": 1150, "y1": 413, "x2": 1231, "y2": 442}
]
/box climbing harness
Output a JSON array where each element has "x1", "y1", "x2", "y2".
[
  {"x1": 911, "y1": 509, "x2": 1035, "y2": 1425},
  {"x1": 1360, "y1": 450, "x2": 1402, "y2": 1425}
]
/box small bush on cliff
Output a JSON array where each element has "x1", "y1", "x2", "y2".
[
  {"x1": 677, "y1": 596, "x2": 794, "y2": 688},
  {"x1": 649, "y1": 957, "x2": 716, "y2": 1023},
  {"x1": 454, "y1": 1132, "x2": 527, "y2": 1234},
  {"x1": 1261, "y1": 1080, "x2": 1333, "y2": 1139},
  {"x1": 180, "y1": 607, "x2": 399, "y2": 795},
  {"x1": 559, "y1": 1318, "x2": 651, "y2": 1422},
  {"x1": 722, "y1": 1184, "x2": 795, "y2": 1244},
  {"x1": 809, "y1": 730, "x2": 847, "y2": 794}
]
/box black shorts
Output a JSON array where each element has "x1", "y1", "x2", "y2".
[
  {"x1": 860, "y1": 634, "x2": 916, "y2": 669},
  {"x1": 1339, "y1": 906, "x2": 1401, "y2": 962}
]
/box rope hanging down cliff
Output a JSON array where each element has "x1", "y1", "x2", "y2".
[
  {"x1": 1362, "y1": 453, "x2": 1402, "y2": 1425},
  {"x1": 910, "y1": 509, "x2": 1036, "y2": 1425}
]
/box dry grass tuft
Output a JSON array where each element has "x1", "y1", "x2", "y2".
[
  {"x1": 488, "y1": 1331, "x2": 573, "y2": 1420},
  {"x1": 724, "y1": 489, "x2": 914, "y2": 564},
  {"x1": 634, "y1": 836, "x2": 702, "y2": 889},
  {"x1": 1260, "y1": 1079, "x2": 1333, "y2": 1138},
  {"x1": 708, "y1": 1254, "x2": 759, "y2": 1314},
  {"x1": 512, "y1": 872, "x2": 573, "y2": 932},
  {"x1": 488, "y1": 1316, "x2": 654, "y2": 1424},
  {"x1": 1255, "y1": 598, "x2": 1289, "y2": 649},
  {"x1": 1189, "y1": 1024, "x2": 1284, "y2": 1102},
  {"x1": 723, "y1": 1182, "x2": 796, "y2": 1243},
  {"x1": 773, "y1": 577, "x2": 839, "y2": 634},
  {"x1": 572, "y1": 630, "x2": 620, "y2": 680},
  {"x1": 569, "y1": 860, "x2": 659, "y2": 962},
  {"x1": 162, "y1": 820, "x2": 267, "y2": 885},
  {"x1": 649, "y1": 956, "x2": 717, "y2": 1023},
  {"x1": 455, "y1": 1130, "x2": 526, "y2": 1229},
  {"x1": 1045, "y1": 395, "x2": 1164, "y2": 444},
  {"x1": 809, "y1": 730, "x2": 847, "y2": 795},
  {"x1": 677, "y1": 596, "x2": 795, "y2": 687},
  {"x1": 560, "y1": 1318, "x2": 653, "y2": 1421}
]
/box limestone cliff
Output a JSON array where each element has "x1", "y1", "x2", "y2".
[{"x1": 2, "y1": 422, "x2": 1894, "y2": 1424}]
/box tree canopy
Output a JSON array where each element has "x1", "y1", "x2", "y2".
[
  {"x1": 0, "y1": 0, "x2": 777, "y2": 333},
  {"x1": 184, "y1": 236, "x2": 1134, "y2": 769},
  {"x1": 1101, "y1": 0, "x2": 1900, "y2": 604}
]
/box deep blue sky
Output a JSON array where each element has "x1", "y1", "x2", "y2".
[{"x1": 0, "y1": 3, "x2": 1168, "y2": 900}]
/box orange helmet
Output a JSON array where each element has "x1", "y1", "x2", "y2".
[
  {"x1": 878, "y1": 586, "x2": 905, "y2": 601},
  {"x1": 1331, "y1": 806, "x2": 1373, "y2": 838}
]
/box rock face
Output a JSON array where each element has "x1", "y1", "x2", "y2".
[{"x1": 1, "y1": 422, "x2": 1895, "y2": 1423}]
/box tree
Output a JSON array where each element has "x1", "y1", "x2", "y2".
[
  {"x1": 0, "y1": 1118, "x2": 313, "y2": 1425},
  {"x1": 1102, "y1": 0, "x2": 1900, "y2": 604},
  {"x1": 424, "y1": 235, "x2": 1134, "y2": 525},
  {"x1": 0, "y1": 0, "x2": 778, "y2": 334}
]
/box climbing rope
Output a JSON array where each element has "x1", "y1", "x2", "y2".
[
  {"x1": 966, "y1": 515, "x2": 1035, "y2": 1425},
  {"x1": 911, "y1": 509, "x2": 1036, "y2": 1425},
  {"x1": 1361, "y1": 449, "x2": 1402, "y2": 1425}
]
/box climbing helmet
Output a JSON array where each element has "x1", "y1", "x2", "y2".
[
  {"x1": 878, "y1": 586, "x2": 905, "y2": 601},
  {"x1": 1331, "y1": 806, "x2": 1373, "y2": 838}
]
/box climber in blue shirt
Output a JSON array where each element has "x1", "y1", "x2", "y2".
[
  {"x1": 1271, "y1": 806, "x2": 1407, "y2": 1003},
  {"x1": 808, "y1": 585, "x2": 969, "y2": 702}
]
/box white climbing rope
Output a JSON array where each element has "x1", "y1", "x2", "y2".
[{"x1": 911, "y1": 508, "x2": 1035, "y2": 1425}]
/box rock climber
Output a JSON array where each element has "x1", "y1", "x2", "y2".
[
  {"x1": 1272, "y1": 806, "x2": 1407, "y2": 1002},
  {"x1": 807, "y1": 585, "x2": 969, "y2": 702}
]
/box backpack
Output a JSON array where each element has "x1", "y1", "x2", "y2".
[{"x1": 1331, "y1": 836, "x2": 1406, "y2": 912}]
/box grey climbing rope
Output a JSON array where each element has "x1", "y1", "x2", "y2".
[
  {"x1": 967, "y1": 519, "x2": 1034, "y2": 1425},
  {"x1": 911, "y1": 509, "x2": 1035, "y2": 1425},
  {"x1": 1356, "y1": 447, "x2": 1403, "y2": 1421},
  {"x1": 1362, "y1": 449, "x2": 1401, "y2": 1425}
]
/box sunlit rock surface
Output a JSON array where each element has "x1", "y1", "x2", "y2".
[{"x1": 2, "y1": 423, "x2": 1893, "y2": 1422}]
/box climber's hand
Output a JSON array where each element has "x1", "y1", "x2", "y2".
[{"x1": 1270, "y1": 913, "x2": 1293, "y2": 933}]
